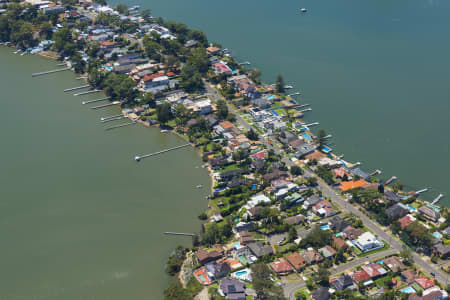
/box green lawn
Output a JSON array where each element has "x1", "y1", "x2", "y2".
[{"x1": 219, "y1": 164, "x2": 240, "y2": 172}]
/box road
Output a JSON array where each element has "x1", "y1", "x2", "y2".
[
  {"x1": 204, "y1": 82, "x2": 449, "y2": 292},
  {"x1": 282, "y1": 248, "x2": 398, "y2": 299}
]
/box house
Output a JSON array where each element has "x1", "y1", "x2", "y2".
[
  {"x1": 329, "y1": 216, "x2": 351, "y2": 232},
  {"x1": 194, "y1": 99, "x2": 212, "y2": 115},
  {"x1": 215, "y1": 121, "x2": 234, "y2": 134},
  {"x1": 332, "y1": 236, "x2": 347, "y2": 250},
  {"x1": 286, "y1": 252, "x2": 306, "y2": 272},
  {"x1": 319, "y1": 245, "x2": 336, "y2": 259},
  {"x1": 303, "y1": 195, "x2": 323, "y2": 209},
  {"x1": 312, "y1": 200, "x2": 335, "y2": 218},
  {"x1": 294, "y1": 144, "x2": 316, "y2": 159},
  {"x1": 312, "y1": 286, "x2": 330, "y2": 300},
  {"x1": 113, "y1": 64, "x2": 136, "y2": 74},
  {"x1": 196, "y1": 249, "x2": 222, "y2": 265},
  {"x1": 247, "y1": 194, "x2": 271, "y2": 208},
  {"x1": 343, "y1": 225, "x2": 363, "y2": 240},
  {"x1": 184, "y1": 39, "x2": 198, "y2": 48},
  {"x1": 398, "y1": 215, "x2": 415, "y2": 229},
  {"x1": 289, "y1": 139, "x2": 306, "y2": 150},
  {"x1": 333, "y1": 168, "x2": 351, "y2": 180},
  {"x1": 432, "y1": 243, "x2": 450, "y2": 258},
  {"x1": 302, "y1": 249, "x2": 323, "y2": 265},
  {"x1": 418, "y1": 206, "x2": 441, "y2": 223},
  {"x1": 383, "y1": 256, "x2": 406, "y2": 272},
  {"x1": 238, "y1": 232, "x2": 255, "y2": 245},
  {"x1": 100, "y1": 40, "x2": 116, "y2": 51},
  {"x1": 386, "y1": 203, "x2": 409, "y2": 220},
  {"x1": 251, "y1": 151, "x2": 266, "y2": 161},
  {"x1": 384, "y1": 190, "x2": 403, "y2": 204},
  {"x1": 263, "y1": 169, "x2": 288, "y2": 182},
  {"x1": 140, "y1": 75, "x2": 169, "y2": 93},
  {"x1": 218, "y1": 169, "x2": 243, "y2": 182},
  {"x1": 361, "y1": 263, "x2": 388, "y2": 279},
  {"x1": 332, "y1": 274, "x2": 355, "y2": 291},
  {"x1": 250, "y1": 160, "x2": 265, "y2": 171},
  {"x1": 414, "y1": 276, "x2": 435, "y2": 290},
  {"x1": 271, "y1": 178, "x2": 289, "y2": 191},
  {"x1": 408, "y1": 291, "x2": 444, "y2": 300},
  {"x1": 352, "y1": 270, "x2": 371, "y2": 283},
  {"x1": 235, "y1": 222, "x2": 255, "y2": 232},
  {"x1": 212, "y1": 212, "x2": 223, "y2": 223},
  {"x1": 206, "y1": 46, "x2": 221, "y2": 55},
  {"x1": 348, "y1": 167, "x2": 371, "y2": 181},
  {"x1": 284, "y1": 215, "x2": 305, "y2": 226},
  {"x1": 270, "y1": 258, "x2": 294, "y2": 275},
  {"x1": 401, "y1": 269, "x2": 417, "y2": 284},
  {"x1": 353, "y1": 232, "x2": 384, "y2": 253},
  {"x1": 279, "y1": 131, "x2": 298, "y2": 145},
  {"x1": 209, "y1": 157, "x2": 228, "y2": 170},
  {"x1": 339, "y1": 179, "x2": 368, "y2": 192},
  {"x1": 219, "y1": 278, "x2": 246, "y2": 300},
  {"x1": 247, "y1": 206, "x2": 264, "y2": 219},
  {"x1": 247, "y1": 242, "x2": 273, "y2": 258},
  {"x1": 213, "y1": 62, "x2": 232, "y2": 75},
  {"x1": 443, "y1": 226, "x2": 450, "y2": 236},
  {"x1": 206, "y1": 262, "x2": 231, "y2": 281},
  {"x1": 285, "y1": 193, "x2": 304, "y2": 207}
]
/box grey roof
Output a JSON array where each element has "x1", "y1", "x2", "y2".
[
  {"x1": 113, "y1": 64, "x2": 136, "y2": 74},
  {"x1": 312, "y1": 286, "x2": 330, "y2": 300},
  {"x1": 332, "y1": 274, "x2": 354, "y2": 291},
  {"x1": 284, "y1": 215, "x2": 305, "y2": 225},
  {"x1": 247, "y1": 242, "x2": 273, "y2": 258},
  {"x1": 418, "y1": 205, "x2": 441, "y2": 221},
  {"x1": 349, "y1": 167, "x2": 371, "y2": 180},
  {"x1": 444, "y1": 226, "x2": 450, "y2": 235},
  {"x1": 227, "y1": 293, "x2": 246, "y2": 300},
  {"x1": 386, "y1": 203, "x2": 409, "y2": 220},
  {"x1": 384, "y1": 191, "x2": 402, "y2": 203},
  {"x1": 295, "y1": 144, "x2": 316, "y2": 158},
  {"x1": 220, "y1": 278, "x2": 245, "y2": 295},
  {"x1": 329, "y1": 216, "x2": 351, "y2": 232}
]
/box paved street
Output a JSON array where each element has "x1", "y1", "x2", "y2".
[{"x1": 204, "y1": 82, "x2": 449, "y2": 296}]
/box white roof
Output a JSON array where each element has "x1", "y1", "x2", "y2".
[
  {"x1": 355, "y1": 232, "x2": 378, "y2": 244},
  {"x1": 248, "y1": 194, "x2": 271, "y2": 208}
]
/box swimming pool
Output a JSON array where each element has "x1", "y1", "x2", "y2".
[
  {"x1": 267, "y1": 95, "x2": 275, "y2": 100},
  {"x1": 400, "y1": 287, "x2": 415, "y2": 294},
  {"x1": 427, "y1": 204, "x2": 440, "y2": 212},
  {"x1": 407, "y1": 205, "x2": 417, "y2": 211},
  {"x1": 235, "y1": 270, "x2": 248, "y2": 276},
  {"x1": 335, "y1": 232, "x2": 344, "y2": 237},
  {"x1": 322, "y1": 146, "x2": 332, "y2": 153},
  {"x1": 433, "y1": 232, "x2": 443, "y2": 239},
  {"x1": 302, "y1": 133, "x2": 312, "y2": 141},
  {"x1": 320, "y1": 225, "x2": 330, "y2": 230},
  {"x1": 271, "y1": 110, "x2": 279, "y2": 116}
]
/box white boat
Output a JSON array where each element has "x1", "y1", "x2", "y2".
[
  {"x1": 196, "y1": 185, "x2": 203, "y2": 189},
  {"x1": 301, "y1": 8, "x2": 307, "y2": 12},
  {"x1": 160, "y1": 129, "x2": 168, "y2": 133}
]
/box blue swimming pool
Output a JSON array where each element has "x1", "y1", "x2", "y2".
[
  {"x1": 335, "y1": 232, "x2": 344, "y2": 237},
  {"x1": 400, "y1": 287, "x2": 415, "y2": 294},
  {"x1": 267, "y1": 95, "x2": 275, "y2": 100},
  {"x1": 433, "y1": 232, "x2": 443, "y2": 239},
  {"x1": 302, "y1": 133, "x2": 312, "y2": 141},
  {"x1": 320, "y1": 225, "x2": 330, "y2": 230},
  {"x1": 271, "y1": 110, "x2": 279, "y2": 116},
  {"x1": 407, "y1": 205, "x2": 417, "y2": 211},
  {"x1": 427, "y1": 204, "x2": 440, "y2": 211},
  {"x1": 322, "y1": 146, "x2": 332, "y2": 153},
  {"x1": 235, "y1": 270, "x2": 248, "y2": 276}
]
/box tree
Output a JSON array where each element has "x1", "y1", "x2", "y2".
[
  {"x1": 141, "y1": 8, "x2": 151, "y2": 20},
  {"x1": 142, "y1": 92, "x2": 155, "y2": 107},
  {"x1": 391, "y1": 221, "x2": 401, "y2": 234},
  {"x1": 392, "y1": 180, "x2": 404, "y2": 192},
  {"x1": 316, "y1": 129, "x2": 327, "y2": 149},
  {"x1": 166, "y1": 245, "x2": 186, "y2": 276},
  {"x1": 400, "y1": 247, "x2": 413, "y2": 266},
  {"x1": 216, "y1": 100, "x2": 229, "y2": 120},
  {"x1": 246, "y1": 128, "x2": 259, "y2": 141},
  {"x1": 157, "y1": 103, "x2": 172, "y2": 125},
  {"x1": 288, "y1": 226, "x2": 297, "y2": 242},
  {"x1": 180, "y1": 62, "x2": 203, "y2": 92},
  {"x1": 306, "y1": 176, "x2": 318, "y2": 187},
  {"x1": 275, "y1": 74, "x2": 285, "y2": 94},
  {"x1": 251, "y1": 263, "x2": 285, "y2": 299},
  {"x1": 315, "y1": 265, "x2": 330, "y2": 286},
  {"x1": 163, "y1": 281, "x2": 191, "y2": 300},
  {"x1": 290, "y1": 165, "x2": 303, "y2": 176},
  {"x1": 116, "y1": 4, "x2": 128, "y2": 14}
]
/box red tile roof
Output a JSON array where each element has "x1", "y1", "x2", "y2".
[
  {"x1": 414, "y1": 276, "x2": 435, "y2": 290},
  {"x1": 270, "y1": 258, "x2": 293, "y2": 274},
  {"x1": 398, "y1": 215, "x2": 414, "y2": 228},
  {"x1": 142, "y1": 72, "x2": 165, "y2": 82},
  {"x1": 251, "y1": 151, "x2": 266, "y2": 160},
  {"x1": 353, "y1": 270, "x2": 371, "y2": 282}
]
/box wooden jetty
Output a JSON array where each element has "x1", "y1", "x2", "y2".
[
  {"x1": 431, "y1": 193, "x2": 444, "y2": 205},
  {"x1": 101, "y1": 116, "x2": 126, "y2": 123},
  {"x1": 238, "y1": 61, "x2": 250, "y2": 65},
  {"x1": 164, "y1": 232, "x2": 196, "y2": 237},
  {"x1": 64, "y1": 85, "x2": 90, "y2": 92},
  {"x1": 135, "y1": 143, "x2": 191, "y2": 162},
  {"x1": 299, "y1": 108, "x2": 312, "y2": 113},
  {"x1": 287, "y1": 92, "x2": 300, "y2": 97},
  {"x1": 304, "y1": 122, "x2": 319, "y2": 127},
  {"x1": 74, "y1": 89, "x2": 101, "y2": 96},
  {"x1": 384, "y1": 176, "x2": 397, "y2": 186},
  {"x1": 100, "y1": 114, "x2": 123, "y2": 121},
  {"x1": 105, "y1": 121, "x2": 136, "y2": 131},
  {"x1": 82, "y1": 97, "x2": 110, "y2": 105},
  {"x1": 370, "y1": 169, "x2": 382, "y2": 176},
  {"x1": 56, "y1": 63, "x2": 67, "y2": 66},
  {"x1": 32, "y1": 67, "x2": 70, "y2": 77},
  {"x1": 91, "y1": 101, "x2": 120, "y2": 110},
  {"x1": 415, "y1": 188, "x2": 430, "y2": 195}
]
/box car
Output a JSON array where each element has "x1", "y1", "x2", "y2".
[{"x1": 430, "y1": 272, "x2": 435, "y2": 277}]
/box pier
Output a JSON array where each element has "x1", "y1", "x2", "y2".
[
  {"x1": 82, "y1": 97, "x2": 110, "y2": 105},
  {"x1": 74, "y1": 89, "x2": 101, "y2": 96},
  {"x1": 304, "y1": 122, "x2": 319, "y2": 127},
  {"x1": 64, "y1": 85, "x2": 90, "y2": 92},
  {"x1": 431, "y1": 193, "x2": 444, "y2": 205},
  {"x1": 384, "y1": 176, "x2": 397, "y2": 186},
  {"x1": 299, "y1": 108, "x2": 312, "y2": 113},
  {"x1": 164, "y1": 232, "x2": 196, "y2": 237},
  {"x1": 56, "y1": 63, "x2": 67, "y2": 66},
  {"x1": 238, "y1": 61, "x2": 250, "y2": 65},
  {"x1": 287, "y1": 92, "x2": 301, "y2": 97},
  {"x1": 297, "y1": 104, "x2": 310, "y2": 108},
  {"x1": 101, "y1": 116, "x2": 126, "y2": 123},
  {"x1": 100, "y1": 114, "x2": 123, "y2": 121},
  {"x1": 370, "y1": 169, "x2": 382, "y2": 176},
  {"x1": 32, "y1": 67, "x2": 70, "y2": 77},
  {"x1": 415, "y1": 188, "x2": 430, "y2": 195},
  {"x1": 76, "y1": 76, "x2": 88, "y2": 80},
  {"x1": 91, "y1": 101, "x2": 120, "y2": 110},
  {"x1": 135, "y1": 143, "x2": 191, "y2": 162},
  {"x1": 105, "y1": 121, "x2": 136, "y2": 131}
]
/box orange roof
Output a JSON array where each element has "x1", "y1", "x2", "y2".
[
  {"x1": 415, "y1": 276, "x2": 435, "y2": 290},
  {"x1": 339, "y1": 179, "x2": 368, "y2": 191},
  {"x1": 101, "y1": 41, "x2": 116, "y2": 46},
  {"x1": 142, "y1": 72, "x2": 164, "y2": 82},
  {"x1": 305, "y1": 151, "x2": 326, "y2": 161},
  {"x1": 219, "y1": 121, "x2": 233, "y2": 129}
]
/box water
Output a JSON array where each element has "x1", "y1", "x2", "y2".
[
  {"x1": 0, "y1": 47, "x2": 210, "y2": 299},
  {"x1": 113, "y1": 0, "x2": 450, "y2": 205}
]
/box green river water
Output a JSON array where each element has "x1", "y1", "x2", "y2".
[
  {"x1": 0, "y1": 47, "x2": 210, "y2": 299},
  {"x1": 1, "y1": 0, "x2": 450, "y2": 298}
]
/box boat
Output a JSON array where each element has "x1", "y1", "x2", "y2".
[
  {"x1": 160, "y1": 129, "x2": 168, "y2": 133},
  {"x1": 134, "y1": 156, "x2": 141, "y2": 162},
  {"x1": 196, "y1": 185, "x2": 203, "y2": 189},
  {"x1": 284, "y1": 85, "x2": 293, "y2": 89},
  {"x1": 300, "y1": 8, "x2": 307, "y2": 12}
]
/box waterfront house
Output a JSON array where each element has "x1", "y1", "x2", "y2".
[
  {"x1": 235, "y1": 222, "x2": 255, "y2": 233},
  {"x1": 332, "y1": 274, "x2": 355, "y2": 291},
  {"x1": 384, "y1": 190, "x2": 403, "y2": 204},
  {"x1": 294, "y1": 144, "x2": 317, "y2": 159},
  {"x1": 353, "y1": 232, "x2": 384, "y2": 253},
  {"x1": 217, "y1": 169, "x2": 243, "y2": 182},
  {"x1": 418, "y1": 206, "x2": 441, "y2": 223},
  {"x1": 339, "y1": 179, "x2": 368, "y2": 192},
  {"x1": 247, "y1": 242, "x2": 273, "y2": 258},
  {"x1": 247, "y1": 194, "x2": 271, "y2": 208},
  {"x1": 206, "y1": 46, "x2": 221, "y2": 55},
  {"x1": 196, "y1": 249, "x2": 222, "y2": 265},
  {"x1": 383, "y1": 256, "x2": 406, "y2": 272},
  {"x1": 286, "y1": 252, "x2": 306, "y2": 272},
  {"x1": 206, "y1": 262, "x2": 231, "y2": 281},
  {"x1": 347, "y1": 167, "x2": 371, "y2": 181},
  {"x1": 270, "y1": 258, "x2": 294, "y2": 275},
  {"x1": 219, "y1": 278, "x2": 246, "y2": 300},
  {"x1": 213, "y1": 62, "x2": 232, "y2": 75},
  {"x1": 386, "y1": 203, "x2": 409, "y2": 220}
]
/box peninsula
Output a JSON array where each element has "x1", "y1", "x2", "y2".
[{"x1": 1, "y1": 0, "x2": 449, "y2": 299}]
